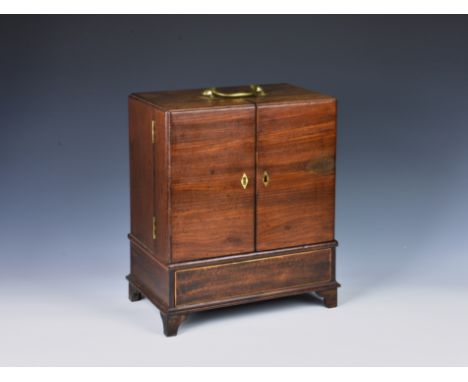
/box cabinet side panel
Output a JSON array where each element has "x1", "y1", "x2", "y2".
[
  {"x1": 153, "y1": 109, "x2": 170, "y2": 263},
  {"x1": 129, "y1": 97, "x2": 154, "y2": 250}
]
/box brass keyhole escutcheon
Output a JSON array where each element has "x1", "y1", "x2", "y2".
[
  {"x1": 263, "y1": 170, "x2": 269, "y2": 187},
  {"x1": 241, "y1": 173, "x2": 249, "y2": 189}
]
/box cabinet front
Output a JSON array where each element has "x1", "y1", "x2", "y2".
[
  {"x1": 170, "y1": 107, "x2": 256, "y2": 262},
  {"x1": 256, "y1": 102, "x2": 336, "y2": 251}
]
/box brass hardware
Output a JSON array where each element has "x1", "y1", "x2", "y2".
[
  {"x1": 241, "y1": 173, "x2": 249, "y2": 189},
  {"x1": 202, "y1": 84, "x2": 266, "y2": 98},
  {"x1": 152, "y1": 216, "x2": 157, "y2": 239},
  {"x1": 151, "y1": 120, "x2": 155, "y2": 144},
  {"x1": 262, "y1": 170, "x2": 269, "y2": 187}
]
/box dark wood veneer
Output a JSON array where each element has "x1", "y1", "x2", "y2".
[
  {"x1": 128, "y1": 83, "x2": 340, "y2": 336},
  {"x1": 256, "y1": 101, "x2": 336, "y2": 251},
  {"x1": 128, "y1": 98, "x2": 154, "y2": 250},
  {"x1": 170, "y1": 107, "x2": 256, "y2": 262},
  {"x1": 175, "y1": 248, "x2": 332, "y2": 307}
]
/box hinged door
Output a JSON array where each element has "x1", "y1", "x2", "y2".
[
  {"x1": 256, "y1": 101, "x2": 336, "y2": 251},
  {"x1": 170, "y1": 106, "x2": 256, "y2": 262}
]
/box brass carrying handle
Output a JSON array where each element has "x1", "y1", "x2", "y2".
[{"x1": 202, "y1": 84, "x2": 265, "y2": 98}]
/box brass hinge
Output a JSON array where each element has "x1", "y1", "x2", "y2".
[
  {"x1": 152, "y1": 216, "x2": 157, "y2": 240},
  {"x1": 151, "y1": 120, "x2": 155, "y2": 144}
]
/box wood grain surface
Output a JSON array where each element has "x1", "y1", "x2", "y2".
[
  {"x1": 175, "y1": 248, "x2": 332, "y2": 307},
  {"x1": 256, "y1": 101, "x2": 336, "y2": 251},
  {"x1": 128, "y1": 83, "x2": 339, "y2": 336},
  {"x1": 170, "y1": 106, "x2": 256, "y2": 262},
  {"x1": 128, "y1": 97, "x2": 154, "y2": 250}
]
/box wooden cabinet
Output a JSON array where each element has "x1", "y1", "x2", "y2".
[{"x1": 127, "y1": 83, "x2": 340, "y2": 336}]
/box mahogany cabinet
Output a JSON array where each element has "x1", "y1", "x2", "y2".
[{"x1": 127, "y1": 83, "x2": 340, "y2": 336}]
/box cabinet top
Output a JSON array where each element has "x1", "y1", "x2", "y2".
[{"x1": 130, "y1": 83, "x2": 335, "y2": 112}]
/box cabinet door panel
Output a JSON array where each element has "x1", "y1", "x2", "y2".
[
  {"x1": 170, "y1": 107, "x2": 255, "y2": 262},
  {"x1": 256, "y1": 102, "x2": 336, "y2": 251}
]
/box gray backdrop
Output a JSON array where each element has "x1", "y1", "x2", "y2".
[{"x1": 1, "y1": 15, "x2": 467, "y2": 366}]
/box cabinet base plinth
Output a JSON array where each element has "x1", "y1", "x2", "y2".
[{"x1": 127, "y1": 242, "x2": 340, "y2": 336}]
